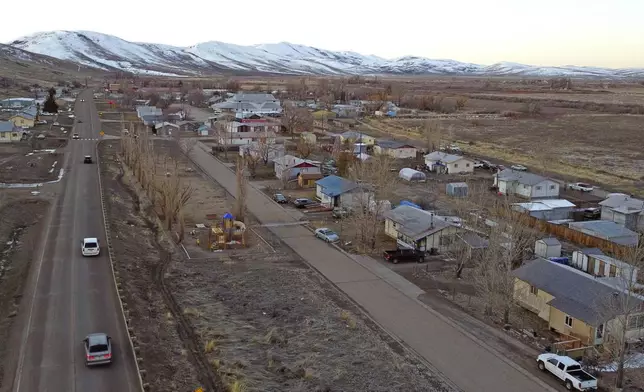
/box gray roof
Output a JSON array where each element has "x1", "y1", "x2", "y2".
[
  {"x1": 377, "y1": 139, "x2": 416, "y2": 150},
  {"x1": 424, "y1": 151, "x2": 469, "y2": 164},
  {"x1": 568, "y1": 220, "x2": 639, "y2": 245},
  {"x1": 600, "y1": 195, "x2": 644, "y2": 212},
  {"x1": 580, "y1": 248, "x2": 604, "y2": 256},
  {"x1": 0, "y1": 121, "x2": 15, "y2": 132},
  {"x1": 512, "y1": 258, "x2": 641, "y2": 325},
  {"x1": 538, "y1": 237, "x2": 561, "y2": 246},
  {"x1": 383, "y1": 205, "x2": 453, "y2": 241},
  {"x1": 459, "y1": 232, "x2": 489, "y2": 249},
  {"x1": 231, "y1": 93, "x2": 277, "y2": 102},
  {"x1": 496, "y1": 169, "x2": 550, "y2": 186}
]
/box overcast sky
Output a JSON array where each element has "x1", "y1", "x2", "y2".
[{"x1": 1, "y1": 0, "x2": 642, "y2": 68}]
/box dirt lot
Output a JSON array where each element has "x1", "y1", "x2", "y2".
[
  {"x1": 0, "y1": 144, "x2": 62, "y2": 184},
  {"x1": 104, "y1": 139, "x2": 452, "y2": 391},
  {"x1": 0, "y1": 194, "x2": 50, "y2": 388}
]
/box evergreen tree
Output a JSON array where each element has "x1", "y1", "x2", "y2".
[{"x1": 43, "y1": 87, "x2": 58, "y2": 113}]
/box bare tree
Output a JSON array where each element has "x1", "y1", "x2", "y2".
[
  {"x1": 473, "y1": 204, "x2": 540, "y2": 323},
  {"x1": 187, "y1": 90, "x2": 206, "y2": 107},
  {"x1": 421, "y1": 120, "x2": 442, "y2": 152},
  {"x1": 234, "y1": 158, "x2": 247, "y2": 222},
  {"x1": 214, "y1": 113, "x2": 235, "y2": 159},
  {"x1": 455, "y1": 96, "x2": 468, "y2": 111},
  {"x1": 282, "y1": 105, "x2": 313, "y2": 140},
  {"x1": 597, "y1": 243, "x2": 644, "y2": 390},
  {"x1": 296, "y1": 139, "x2": 316, "y2": 159},
  {"x1": 345, "y1": 155, "x2": 398, "y2": 253}
]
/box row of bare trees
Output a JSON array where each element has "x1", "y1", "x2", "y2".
[{"x1": 120, "y1": 125, "x2": 193, "y2": 243}]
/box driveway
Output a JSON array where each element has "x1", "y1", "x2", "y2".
[{"x1": 183, "y1": 140, "x2": 557, "y2": 392}]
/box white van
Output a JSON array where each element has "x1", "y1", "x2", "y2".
[{"x1": 81, "y1": 237, "x2": 100, "y2": 257}]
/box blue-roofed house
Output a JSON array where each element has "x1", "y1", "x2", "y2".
[
  {"x1": 0, "y1": 121, "x2": 26, "y2": 142},
  {"x1": 9, "y1": 105, "x2": 38, "y2": 128},
  {"x1": 315, "y1": 175, "x2": 372, "y2": 208}
]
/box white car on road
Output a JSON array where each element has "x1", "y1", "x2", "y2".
[
  {"x1": 568, "y1": 182, "x2": 593, "y2": 192},
  {"x1": 510, "y1": 164, "x2": 528, "y2": 171},
  {"x1": 314, "y1": 228, "x2": 340, "y2": 243},
  {"x1": 81, "y1": 237, "x2": 100, "y2": 256}
]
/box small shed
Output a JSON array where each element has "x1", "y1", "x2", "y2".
[
  {"x1": 298, "y1": 172, "x2": 323, "y2": 188},
  {"x1": 446, "y1": 182, "x2": 469, "y2": 197},
  {"x1": 534, "y1": 238, "x2": 562, "y2": 258},
  {"x1": 399, "y1": 168, "x2": 426, "y2": 182}
]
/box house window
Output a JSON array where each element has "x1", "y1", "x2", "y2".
[
  {"x1": 529, "y1": 285, "x2": 539, "y2": 295},
  {"x1": 550, "y1": 185, "x2": 556, "y2": 190},
  {"x1": 535, "y1": 186, "x2": 542, "y2": 190},
  {"x1": 454, "y1": 163, "x2": 458, "y2": 168},
  {"x1": 466, "y1": 163, "x2": 470, "y2": 167},
  {"x1": 12, "y1": 133, "x2": 18, "y2": 137},
  {"x1": 565, "y1": 315, "x2": 573, "y2": 328},
  {"x1": 0, "y1": 132, "x2": 6, "y2": 138},
  {"x1": 627, "y1": 314, "x2": 644, "y2": 330}
]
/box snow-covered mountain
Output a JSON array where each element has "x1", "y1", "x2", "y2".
[{"x1": 7, "y1": 31, "x2": 644, "y2": 78}]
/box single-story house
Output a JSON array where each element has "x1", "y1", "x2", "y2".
[
  {"x1": 513, "y1": 257, "x2": 644, "y2": 347},
  {"x1": 424, "y1": 151, "x2": 475, "y2": 174},
  {"x1": 0, "y1": 121, "x2": 26, "y2": 142},
  {"x1": 213, "y1": 93, "x2": 282, "y2": 118},
  {"x1": 374, "y1": 140, "x2": 418, "y2": 159},
  {"x1": 383, "y1": 205, "x2": 460, "y2": 252},
  {"x1": 227, "y1": 117, "x2": 281, "y2": 133},
  {"x1": 568, "y1": 220, "x2": 640, "y2": 247},
  {"x1": 339, "y1": 131, "x2": 375, "y2": 146},
  {"x1": 141, "y1": 114, "x2": 163, "y2": 126},
  {"x1": 197, "y1": 124, "x2": 212, "y2": 136},
  {"x1": 273, "y1": 154, "x2": 321, "y2": 180},
  {"x1": 154, "y1": 122, "x2": 179, "y2": 136},
  {"x1": 298, "y1": 172, "x2": 323, "y2": 188},
  {"x1": 599, "y1": 194, "x2": 644, "y2": 232},
  {"x1": 570, "y1": 250, "x2": 639, "y2": 283},
  {"x1": 9, "y1": 105, "x2": 37, "y2": 128},
  {"x1": 494, "y1": 169, "x2": 560, "y2": 199},
  {"x1": 332, "y1": 104, "x2": 360, "y2": 118},
  {"x1": 512, "y1": 199, "x2": 576, "y2": 221},
  {"x1": 219, "y1": 131, "x2": 277, "y2": 147},
  {"x1": 315, "y1": 175, "x2": 372, "y2": 209},
  {"x1": 136, "y1": 105, "x2": 163, "y2": 118}
]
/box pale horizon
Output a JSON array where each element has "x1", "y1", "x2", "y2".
[{"x1": 1, "y1": 0, "x2": 642, "y2": 69}]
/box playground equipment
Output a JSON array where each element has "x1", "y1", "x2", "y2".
[{"x1": 208, "y1": 212, "x2": 246, "y2": 250}]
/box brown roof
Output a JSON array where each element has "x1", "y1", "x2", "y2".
[{"x1": 299, "y1": 172, "x2": 323, "y2": 180}]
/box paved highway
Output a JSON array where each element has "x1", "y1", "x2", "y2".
[{"x1": 9, "y1": 91, "x2": 139, "y2": 392}]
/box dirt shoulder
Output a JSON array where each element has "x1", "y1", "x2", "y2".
[
  {"x1": 0, "y1": 197, "x2": 50, "y2": 389},
  {"x1": 98, "y1": 142, "x2": 203, "y2": 392}
]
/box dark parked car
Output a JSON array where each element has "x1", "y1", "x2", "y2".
[
  {"x1": 83, "y1": 333, "x2": 112, "y2": 366},
  {"x1": 293, "y1": 198, "x2": 316, "y2": 208},
  {"x1": 273, "y1": 193, "x2": 287, "y2": 204},
  {"x1": 383, "y1": 248, "x2": 425, "y2": 264}
]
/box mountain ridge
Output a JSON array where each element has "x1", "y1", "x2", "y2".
[{"x1": 7, "y1": 30, "x2": 644, "y2": 78}]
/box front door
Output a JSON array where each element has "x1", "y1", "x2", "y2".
[{"x1": 595, "y1": 324, "x2": 605, "y2": 345}]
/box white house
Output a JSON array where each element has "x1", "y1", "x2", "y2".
[
  {"x1": 512, "y1": 199, "x2": 576, "y2": 221},
  {"x1": 374, "y1": 140, "x2": 418, "y2": 159},
  {"x1": 424, "y1": 151, "x2": 475, "y2": 174},
  {"x1": 218, "y1": 131, "x2": 277, "y2": 146},
  {"x1": 599, "y1": 194, "x2": 644, "y2": 232},
  {"x1": 315, "y1": 175, "x2": 372, "y2": 209},
  {"x1": 494, "y1": 169, "x2": 560, "y2": 199},
  {"x1": 273, "y1": 155, "x2": 321, "y2": 180},
  {"x1": 213, "y1": 93, "x2": 282, "y2": 118},
  {"x1": 226, "y1": 117, "x2": 281, "y2": 134}
]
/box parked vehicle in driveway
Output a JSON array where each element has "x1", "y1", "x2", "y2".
[
  {"x1": 473, "y1": 160, "x2": 484, "y2": 168},
  {"x1": 537, "y1": 353, "x2": 597, "y2": 391},
  {"x1": 568, "y1": 182, "x2": 593, "y2": 192},
  {"x1": 273, "y1": 193, "x2": 287, "y2": 204},
  {"x1": 293, "y1": 198, "x2": 316, "y2": 208},
  {"x1": 84, "y1": 333, "x2": 112, "y2": 366},
  {"x1": 314, "y1": 228, "x2": 339, "y2": 243},
  {"x1": 383, "y1": 248, "x2": 425, "y2": 264},
  {"x1": 510, "y1": 164, "x2": 528, "y2": 171}
]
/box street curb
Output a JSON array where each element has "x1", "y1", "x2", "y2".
[
  {"x1": 95, "y1": 140, "x2": 146, "y2": 392},
  {"x1": 188, "y1": 140, "x2": 557, "y2": 392},
  {"x1": 320, "y1": 230, "x2": 558, "y2": 392}
]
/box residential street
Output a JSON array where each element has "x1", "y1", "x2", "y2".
[
  {"x1": 6, "y1": 91, "x2": 139, "y2": 392},
  {"x1": 184, "y1": 140, "x2": 557, "y2": 392}
]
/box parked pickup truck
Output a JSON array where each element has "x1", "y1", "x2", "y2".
[
  {"x1": 537, "y1": 353, "x2": 597, "y2": 391},
  {"x1": 383, "y1": 249, "x2": 425, "y2": 264},
  {"x1": 568, "y1": 182, "x2": 594, "y2": 192}
]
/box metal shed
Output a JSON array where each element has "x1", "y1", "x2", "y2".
[
  {"x1": 534, "y1": 237, "x2": 562, "y2": 258},
  {"x1": 446, "y1": 182, "x2": 468, "y2": 197}
]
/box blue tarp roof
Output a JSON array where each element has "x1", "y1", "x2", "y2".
[{"x1": 315, "y1": 175, "x2": 358, "y2": 197}]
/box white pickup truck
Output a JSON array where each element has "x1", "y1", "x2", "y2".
[{"x1": 537, "y1": 353, "x2": 597, "y2": 391}]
